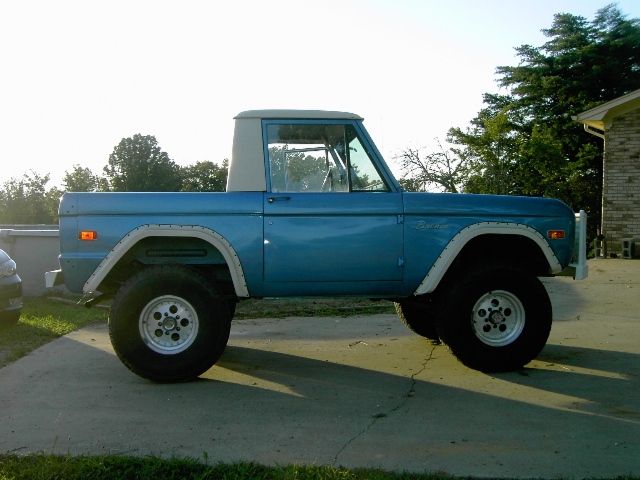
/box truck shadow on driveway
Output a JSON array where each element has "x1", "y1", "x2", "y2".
[
  {"x1": 217, "y1": 343, "x2": 640, "y2": 425},
  {"x1": 499, "y1": 343, "x2": 640, "y2": 419}
]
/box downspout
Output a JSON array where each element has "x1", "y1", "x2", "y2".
[{"x1": 575, "y1": 121, "x2": 606, "y2": 255}]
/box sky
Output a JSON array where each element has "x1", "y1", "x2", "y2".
[{"x1": 2, "y1": 0, "x2": 640, "y2": 188}]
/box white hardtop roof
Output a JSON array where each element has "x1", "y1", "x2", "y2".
[{"x1": 235, "y1": 109, "x2": 363, "y2": 120}]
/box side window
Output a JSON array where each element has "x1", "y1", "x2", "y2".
[
  {"x1": 345, "y1": 125, "x2": 389, "y2": 192},
  {"x1": 266, "y1": 123, "x2": 389, "y2": 193}
]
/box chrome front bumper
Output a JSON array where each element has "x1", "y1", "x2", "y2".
[{"x1": 559, "y1": 210, "x2": 589, "y2": 280}]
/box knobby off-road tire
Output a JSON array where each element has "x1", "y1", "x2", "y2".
[
  {"x1": 394, "y1": 301, "x2": 439, "y2": 341},
  {"x1": 109, "y1": 264, "x2": 231, "y2": 383},
  {"x1": 436, "y1": 261, "x2": 552, "y2": 372}
]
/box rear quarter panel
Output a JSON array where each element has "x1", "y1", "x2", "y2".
[{"x1": 59, "y1": 192, "x2": 264, "y2": 294}]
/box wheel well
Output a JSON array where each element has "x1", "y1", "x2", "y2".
[
  {"x1": 96, "y1": 236, "x2": 235, "y2": 297},
  {"x1": 446, "y1": 234, "x2": 552, "y2": 281}
]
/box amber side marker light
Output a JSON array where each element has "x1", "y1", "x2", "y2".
[
  {"x1": 79, "y1": 231, "x2": 98, "y2": 240},
  {"x1": 547, "y1": 230, "x2": 566, "y2": 240}
]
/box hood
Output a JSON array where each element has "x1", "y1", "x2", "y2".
[{"x1": 403, "y1": 192, "x2": 574, "y2": 219}]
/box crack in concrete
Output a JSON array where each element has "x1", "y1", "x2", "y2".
[{"x1": 331, "y1": 343, "x2": 438, "y2": 466}]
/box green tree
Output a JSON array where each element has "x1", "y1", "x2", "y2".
[
  {"x1": 449, "y1": 103, "x2": 528, "y2": 195},
  {"x1": 62, "y1": 165, "x2": 108, "y2": 192},
  {"x1": 0, "y1": 172, "x2": 59, "y2": 224},
  {"x1": 268, "y1": 146, "x2": 328, "y2": 192},
  {"x1": 449, "y1": 4, "x2": 640, "y2": 229},
  {"x1": 181, "y1": 159, "x2": 228, "y2": 192},
  {"x1": 103, "y1": 134, "x2": 182, "y2": 192}
]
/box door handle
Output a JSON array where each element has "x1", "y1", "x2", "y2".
[{"x1": 267, "y1": 196, "x2": 291, "y2": 203}]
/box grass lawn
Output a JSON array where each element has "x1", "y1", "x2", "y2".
[{"x1": 0, "y1": 455, "x2": 464, "y2": 480}]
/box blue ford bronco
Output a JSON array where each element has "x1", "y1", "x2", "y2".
[{"x1": 46, "y1": 110, "x2": 588, "y2": 382}]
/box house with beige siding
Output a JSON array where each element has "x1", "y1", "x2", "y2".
[{"x1": 573, "y1": 89, "x2": 640, "y2": 258}]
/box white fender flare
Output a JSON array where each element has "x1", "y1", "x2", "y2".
[
  {"x1": 414, "y1": 222, "x2": 562, "y2": 295},
  {"x1": 83, "y1": 224, "x2": 249, "y2": 297}
]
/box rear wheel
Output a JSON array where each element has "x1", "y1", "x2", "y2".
[
  {"x1": 436, "y1": 261, "x2": 552, "y2": 372},
  {"x1": 109, "y1": 264, "x2": 231, "y2": 383},
  {"x1": 394, "y1": 300, "x2": 439, "y2": 341}
]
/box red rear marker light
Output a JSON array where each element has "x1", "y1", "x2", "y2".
[
  {"x1": 79, "y1": 231, "x2": 98, "y2": 240},
  {"x1": 547, "y1": 230, "x2": 565, "y2": 240}
]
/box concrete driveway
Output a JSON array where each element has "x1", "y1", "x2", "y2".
[{"x1": 1, "y1": 260, "x2": 639, "y2": 478}]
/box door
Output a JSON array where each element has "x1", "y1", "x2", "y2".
[{"x1": 262, "y1": 120, "x2": 403, "y2": 293}]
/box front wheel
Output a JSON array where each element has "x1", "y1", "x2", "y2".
[
  {"x1": 436, "y1": 261, "x2": 552, "y2": 372},
  {"x1": 109, "y1": 264, "x2": 231, "y2": 383}
]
